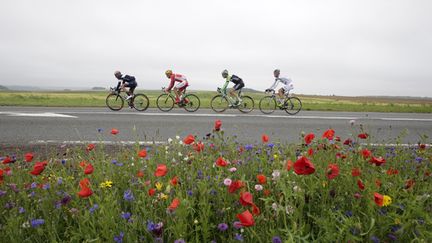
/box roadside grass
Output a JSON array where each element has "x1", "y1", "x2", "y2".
[{"x1": 0, "y1": 90, "x2": 431, "y2": 113}]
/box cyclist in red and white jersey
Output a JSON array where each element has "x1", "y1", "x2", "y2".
[{"x1": 164, "y1": 70, "x2": 189, "y2": 103}]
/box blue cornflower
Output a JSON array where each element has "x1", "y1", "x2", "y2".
[
  {"x1": 147, "y1": 220, "x2": 155, "y2": 231},
  {"x1": 210, "y1": 189, "x2": 217, "y2": 196},
  {"x1": 31, "y1": 182, "x2": 37, "y2": 189},
  {"x1": 114, "y1": 232, "x2": 124, "y2": 243},
  {"x1": 268, "y1": 143, "x2": 275, "y2": 148},
  {"x1": 272, "y1": 236, "x2": 282, "y2": 243},
  {"x1": 97, "y1": 128, "x2": 103, "y2": 133},
  {"x1": 234, "y1": 233, "x2": 244, "y2": 241},
  {"x1": 0, "y1": 190, "x2": 6, "y2": 197},
  {"x1": 60, "y1": 194, "x2": 72, "y2": 206},
  {"x1": 89, "y1": 204, "x2": 99, "y2": 214},
  {"x1": 42, "y1": 183, "x2": 50, "y2": 190},
  {"x1": 57, "y1": 178, "x2": 63, "y2": 185},
  {"x1": 245, "y1": 144, "x2": 254, "y2": 150},
  {"x1": 121, "y1": 212, "x2": 131, "y2": 220},
  {"x1": 387, "y1": 233, "x2": 397, "y2": 241},
  {"x1": 187, "y1": 190, "x2": 193, "y2": 196},
  {"x1": 174, "y1": 239, "x2": 186, "y2": 243},
  {"x1": 123, "y1": 189, "x2": 134, "y2": 201},
  {"x1": 31, "y1": 219, "x2": 45, "y2": 228},
  {"x1": 217, "y1": 223, "x2": 228, "y2": 231},
  {"x1": 19, "y1": 207, "x2": 25, "y2": 214},
  {"x1": 370, "y1": 236, "x2": 380, "y2": 243},
  {"x1": 345, "y1": 211, "x2": 353, "y2": 217},
  {"x1": 61, "y1": 159, "x2": 66, "y2": 165}
]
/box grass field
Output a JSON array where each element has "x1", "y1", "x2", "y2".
[{"x1": 0, "y1": 90, "x2": 431, "y2": 113}]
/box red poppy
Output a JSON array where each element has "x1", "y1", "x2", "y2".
[
  {"x1": 386, "y1": 168, "x2": 399, "y2": 175},
  {"x1": 79, "y1": 160, "x2": 87, "y2": 168},
  {"x1": 251, "y1": 204, "x2": 261, "y2": 215},
  {"x1": 419, "y1": 144, "x2": 426, "y2": 150},
  {"x1": 358, "y1": 133, "x2": 369, "y2": 139},
  {"x1": 2, "y1": 156, "x2": 14, "y2": 164},
  {"x1": 256, "y1": 174, "x2": 267, "y2": 184},
  {"x1": 216, "y1": 157, "x2": 228, "y2": 167},
  {"x1": 148, "y1": 188, "x2": 156, "y2": 196},
  {"x1": 361, "y1": 149, "x2": 372, "y2": 159},
  {"x1": 237, "y1": 210, "x2": 255, "y2": 227},
  {"x1": 79, "y1": 178, "x2": 90, "y2": 188},
  {"x1": 308, "y1": 148, "x2": 314, "y2": 156},
  {"x1": 84, "y1": 163, "x2": 94, "y2": 175},
  {"x1": 263, "y1": 189, "x2": 271, "y2": 196},
  {"x1": 343, "y1": 139, "x2": 353, "y2": 146},
  {"x1": 170, "y1": 176, "x2": 178, "y2": 186},
  {"x1": 369, "y1": 156, "x2": 386, "y2": 166},
  {"x1": 228, "y1": 180, "x2": 244, "y2": 193},
  {"x1": 326, "y1": 164, "x2": 339, "y2": 180},
  {"x1": 78, "y1": 186, "x2": 93, "y2": 198},
  {"x1": 0, "y1": 169, "x2": 4, "y2": 182},
  {"x1": 183, "y1": 134, "x2": 195, "y2": 145},
  {"x1": 86, "y1": 143, "x2": 95, "y2": 152},
  {"x1": 193, "y1": 142, "x2": 204, "y2": 152},
  {"x1": 30, "y1": 161, "x2": 48, "y2": 175},
  {"x1": 111, "y1": 128, "x2": 119, "y2": 135},
  {"x1": 137, "y1": 170, "x2": 144, "y2": 178},
  {"x1": 351, "y1": 168, "x2": 361, "y2": 177},
  {"x1": 239, "y1": 192, "x2": 254, "y2": 206},
  {"x1": 357, "y1": 179, "x2": 365, "y2": 190},
  {"x1": 293, "y1": 156, "x2": 315, "y2": 175},
  {"x1": 262, "y1": 134, "x2": 269, "y2": 143},
  {"x1": 138, "y1": 149, "x2": 147, "y2": 158},
  {"x1": 405, "y1": 179, "x2": 415, "y2": 189},
  {"x1": 154, "y1": 164, "x2": 168, "y2": 177},
  {"x1": 286, "y1": 160, "x2": 293, "y2": 171},
  {"x1": 322, "y1": 129, "x2": 335, "y2": 140},
  {"x1": 304, "y1": 133, "x2": 315, "y2": 145},
  {"x1": 168, "y1": 198, "x2": 180, "y2": 211},
  {"x1": 374, "y1": 192, "x2": 383, "y2": 206},
  {"x1": 24, "y1": 153, "x2": 34, "y2": 162},
  {"x1": 336, "y1": 152, "x2": 347, "y2": 159},
  {"x1": 214, "y1": 120, "x2": 222, "y2": 131}
]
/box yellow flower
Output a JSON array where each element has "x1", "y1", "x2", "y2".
[
  {"x1": 383, "y1": 195, "x2": 392, "y2": 206},
  {"x1": 99, "y1": 180, "x2": 113, "y2": 189},
  {"x1": 322, "y1": 181, "x2": 327, "y2": 188},
  {"x1": 159, "y1": 193, "x2": 168, "y2": 200},
  {"x1": 155, "y1": 182, "x2": 163, "y2": 191},
  {"x1": 273, "y1": 154, "x2": 279, "y2": 160},
  {"x1": 394, "y1": 218, "x2": 401, "y2": 225}
]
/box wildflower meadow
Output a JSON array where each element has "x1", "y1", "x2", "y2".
[{"x1": 0, "y1": 120, "x2": 431, "y2": 242}]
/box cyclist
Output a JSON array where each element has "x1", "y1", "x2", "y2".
[
  {"x1": 114, "y1": 71, "x2": 137, "y2": 100},
  {"x1": 221, "y1": 69, "x2": 245, "y2": 106},
  {"x1": 266, "y1": 69, "x2": 294, "y2": 106},
  {"x1": 164, "y1": 70, "x2": 189, "y2": 104}
]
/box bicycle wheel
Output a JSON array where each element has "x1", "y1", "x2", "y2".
[
  {"x1": 285, "y1": 97, "x2": 302, "y2": 115},
  {"x1": 156, "y1": 94, "x2": 175, "y2": 112},
  {"x1": 106, "y1": 93, "x2": 124, "y2": 111},
  {"x1": 259, "y1": 96, "x2": 277, "y2": 114},
  {"x1": 238, "y1": 95, "x2": 254, "y2": 113},
  {"x1": 132, "y1": 94, "x2": 150, "y2": 111},
  {"x1": 210, "y1": 95, "x2": 229, "y2": 113},
  {"x1": 182, "y1": 94, "x2": 200, "y2": 112}
]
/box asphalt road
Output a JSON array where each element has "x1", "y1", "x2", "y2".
[{"x1": 0, "y1": 107, "x2": 431, "y2": 146}]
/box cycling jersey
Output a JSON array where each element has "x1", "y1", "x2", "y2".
[
  {"x1": 166, "y1": 73, "x2": 188, "y2": 91},
  {"x1": 222, "y1": 75, "x2": 244, "y2": 93},
  {"x1": 269, "y1": 77, "x2": 293, "y2": 92},
  {"x1": 116, "y1": 74, "x2": 137, "y2": 91}
]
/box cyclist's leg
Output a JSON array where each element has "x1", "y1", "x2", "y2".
[{"x1": 174, "y1": 81, "x2": 187, "y2": 101}]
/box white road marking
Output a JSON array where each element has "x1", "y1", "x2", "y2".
[
  {"x1": 0, "y1": 112, "x2": 77, "y2": 118},
  {"x1": 29, "y1": 140, "x2": 166, "y2": 145}
]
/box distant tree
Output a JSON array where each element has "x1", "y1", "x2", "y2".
[
  {"x1": 92, "y1": 87, "x2": 106, "y2": 91},
  {"x1": 0, "y1": 85, "x2": 9, "y2": 90}
]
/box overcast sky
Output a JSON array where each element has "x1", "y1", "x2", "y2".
[{"x1": 1, "y1": 0, "x2": 431, "y2": 96}]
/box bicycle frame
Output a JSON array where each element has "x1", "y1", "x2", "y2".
[{"x1": 217, "y1": 88, "x2": 243, "y2": 106}]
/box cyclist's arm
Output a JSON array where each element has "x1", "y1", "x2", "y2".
[
  {"x1": 268, "y1": 79, "x2": 279, "y2": 90},
  {"x1": 165, "y1": 75, "x2": 175, "y2": 91},
  {"x1": 221, "y1": 77, "x2": 230, "y2": 94},
  {"x1": 115, "y1": 81, "x2": 121, "y2": 91}
]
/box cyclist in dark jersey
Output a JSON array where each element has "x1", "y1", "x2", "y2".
[
  {"x1": 114, "y1": 71, "x2": 137, "y2": 100},
  {"x1": 221, "y1": 69, "x2": 244, "y2": 105}
]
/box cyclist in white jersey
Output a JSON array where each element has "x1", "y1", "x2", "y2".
[{"x1": 266, "y1": 69, "x2": 294, "y2": 105}]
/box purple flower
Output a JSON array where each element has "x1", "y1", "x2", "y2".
[
  {"x1": 272, "y1": 236, "x2": 282, "y2": 243},
  {"x1": 121, "y1": 212, "x2": 131, "y2": 220},
  {"x1": 245, "y1": 144, "x2": 254, "y2": 150},
  {"x1": 9, "y1": 184, "x2": 19, "y2": 193},
  {"x1": 114, "y1": 232, "x2": 124, "y2": 243},
  {"x1": 234, "y1": 233, "x2": 243, "y2": 241},
  {"x1": 174, "y1": 239, "x2": 186, "y2": 243},
  {"x1": 345, "y1": 211, "x2": 353, "y2": 217},
  {"x1": 0, "y1": 190, "x2": 7, "y2": 197},
  {"x1": 387, "y1": 233, "x2": 397, "y2": 241},
  {"x1": 30, "y1": 182, "x2": 37, "y2": 189},
  {"x1": 42, "y1": 183, "x2": 50, "y2": 190},
  {"x1": 61, "y1": 159, "x2": 66, "y2": 165},
  {"x1": 370, "y1": 236, "x2": 380, "y2": 243},
  {"x1": 19, "y1": 207, "x2": 25, "y2": 214},
  {"x1": 57, "y1": 178, "x2": 63, "y2": 185},
  {"x1": 89, "y1": 204, "x2": 99, "y2": 214},
  {"x1": 218, "y1": 223, "x2": 228, "y2": 231},
  {"x1": 31, "y1": 219, "x2": 45, "y2": 228},
  {"x1": 233, "y1": 221, "x2": 243, "y2": 229},
  {"x1": 123, "y1": 189, "x2": 134, "y2": 202},
  {"x1": 187, "y1": 190, "x2": 193, "y2": 196},
  {"x1": 60, "y1": 194, "x2": 72, "y2": 206},
  {"x1": 97, "y1": 128, "x2": 103, "y2": 133}
]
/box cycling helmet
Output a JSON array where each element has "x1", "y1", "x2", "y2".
[
  {"x1": 165, "y1": 70, "x2": 173, "y2": 76},
  {"x1": 221, "y1": 69, "x2": 229, "y2": 78},
  {"x1": 114, "y1": 71, "x2": 122, "y2": 78},
  {"x1": 273, "y1": 69, "x2": 280, "y2": 77}
]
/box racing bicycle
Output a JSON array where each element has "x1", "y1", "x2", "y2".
[
  {"x1": 258, "y1": 89, "x2": 302, "y2": 115},
  {"x1": 210, "y1": 88, "x2": 254, "y2": 113},
  {"x1": 156, "y1": 87, "x2": 200, "y2": 112},
  {"x1": 106, "y1": 87, "x2": 150, "y2": 111}
]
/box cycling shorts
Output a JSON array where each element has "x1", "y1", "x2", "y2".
[{"x1": 233, "y1": 82, "x2": 244, "y2": 91}]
